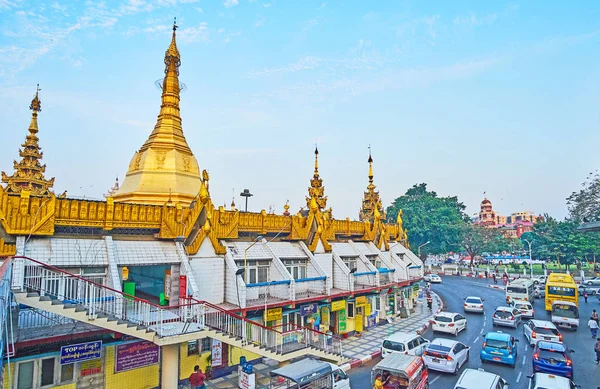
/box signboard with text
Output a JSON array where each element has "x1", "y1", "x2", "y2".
[
  {"x1": 338, "y1": 308, "x2": 347, "y2": 333},
  {"x1": 115, "y1": 341, "x2": 159, "y2": 373},
  {"x1": 179, "y1": 275, "x2": 187, "y2": 298},
  {"x1": 164, "y1": 269, "x2": 171, "y2": 300},
  {"x1": 331, "y1": 300, "x2": 345, "y2": 312},
  {"x1": 355, "y1": 296, "x2": 366, "y2": 307},
  {"x1": 211, "y1": 339, "x2": 223, "y2": 367},
  {"x1": 60, "y1": 341, "x2": 102, "y2": 365},
  {"x1": 300, "y1": 302, "x2": 319, "y2": 316},
  {"x1": 264, "y1": 308, "x2": 283, "y2": 322}
]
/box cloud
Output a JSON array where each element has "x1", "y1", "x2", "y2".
[
  {"x1": 453, "y1": 12, "x2": 498, "y2": 27},
  {"x1": 0, "y1": 0, "x2": 20, "y2": 12},
  {"x1": 397, "y1": 14, "x2": 440, "y2": 40},
  {"x1": 224, "y1": 0, "x2": 238, "y2": 8},
  {"x1": 178, "y1": 22, "x2": 209, "y2": 43},
  {"x1": 302, "y1": 18, "x2": 320, "y2": 32},
  {"x1": 263, "y1": 3, "x2": 271, "y2": 8},
  {"x1": 248, "y1": 56, "x2": 322, "y2": 77},
  {"x1": 254, "y1": 17, "x2": 266, "y2": 27}
]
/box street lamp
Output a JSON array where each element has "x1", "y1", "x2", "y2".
[
  {"x1": 417, "y1": 241, "x2": 430, "y2": 258},
  {"x1": 244, "y1": 235, "x2": 264, "y2": 283},
  {"x1": 523, "y1": 239, "x2": 533, "y2": 279},
  {"x1": 240, "y1": 189, "x2": 253, "y2": 212},
  {"x1": 348, "y1": 267, "x2": 357, "y2": 292}
]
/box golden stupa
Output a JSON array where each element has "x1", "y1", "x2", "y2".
[{"x1": 113, "y1": 20, "x2": 201, "y2": 206}]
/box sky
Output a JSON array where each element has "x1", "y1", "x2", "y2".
[{"x1": 1, "y1": 0, "x2": 599, "y2": 221}]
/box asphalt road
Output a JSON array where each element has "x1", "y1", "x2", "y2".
[{"x1": 348, "y1": 276, "x2": 600, "y2": 389}]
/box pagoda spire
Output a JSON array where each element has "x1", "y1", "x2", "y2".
[
  {"x1": 306, "y1": 146, "x2": 327, "y2": 211},
  {"x1": 1, "y1": 85, "x2": 55, "y2": 196},
  {"x1": 359, "y1": 146, "x2": 383, "y2": 222},
  {"x1": 114, "y1": 18, "x2": 202, "y2": 206}
]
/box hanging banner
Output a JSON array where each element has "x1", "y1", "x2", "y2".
[
  {"x1": 300, "y1": 303, "x2": 319, "y2": 316},
  {"x1": 355, "y1": 314, "x2": 363, "y2": 332},
  {"x1": 179, "y1": 275, "x2": 187, "y2": 298},
  {"x1": 211, "y1": 340, "x2": 223, "y2": 367},
  {"x1": 338, "y1": 308, "x2": 347, "y2": 333},
  {"x1": 115, "y1": 341, "x2": 159, "y2": 373},
  {"x1": 80, "y1": 359, "x2": 102, "y2": 377},
  {"x1": 331, "y1": 300, "x2": 345, "y2": 312},
  {"x1": 122, "y1": 266, "x2": 129, "y2": 281},
  {"x1": 264, "y1": 307, "x2": 282, "y2": 322},
  {"x1": 365, "y1": 303, "x2": 372, "y2": 316},
  {"x1": 412, "y1": 284, "x2": 419, "y2": 299},
  {"x1": 321, "y1": 307, "x2": 330, "y2": 327},
  {"x1": 60, "y1": 341, "x2": 102, "y2": 365},
  {"x1": 164, "y1": 269, "x2": 171, "y2": 300},
  {"x1": 355, "y1": 296, "x2": 367, "y2": 307}
]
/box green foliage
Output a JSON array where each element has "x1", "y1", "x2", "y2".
[
  {"x1": 386, "y1": 183, "x2": 470, "y2": 255},
  {"x1": 567, "y1": 171, "x2": 600, "y2": 222},
  {"x1": 458, "y1": 223, "x2": 501, "y2": 263}
]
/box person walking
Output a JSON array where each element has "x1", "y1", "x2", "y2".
[
  {"x1": 592, "y1": 309, "x2": 599, "y2": 325},
  {"x1": 588, "y1": 316, "x2": 599, "y2": 339},
  {"x1": 426, "y1": 294, "x2": 433, "y2": 311},
  {"x1": 584, "y1": 291, "x2": 589, "y2": 303},
  {"x1": 492, "y1": 274, "x2": 497, "y2": 284},
  {"x1": 595, "y1": 338, "x2": 600, "y2": 365},
  {"x1": 189, "y1": 365, "x2": 206, "y2": 389}
]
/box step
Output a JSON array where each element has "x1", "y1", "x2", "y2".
[
  {"x1": 51, "y1": 300, "x2": 64, "y2": 306},
  {"x1": 27, "y1": 292, "x2": 40, "y2": 298},
  {"x1": 39, "y1": 296, "x2": 52, "y2": 302}
]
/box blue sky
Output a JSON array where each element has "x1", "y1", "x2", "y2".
[{"x1": 1, "y1": 0, "x2": 599, "y2": 220}]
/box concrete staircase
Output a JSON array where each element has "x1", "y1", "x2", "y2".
[{"x1": 10, "y1": 256, "x2": 348, "y2": 364}]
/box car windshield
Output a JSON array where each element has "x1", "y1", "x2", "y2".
[
  {"x1": 515, "y1": 303, "x2": 531, "y2": 309},
  {"x1": 382, "y1": 340, "x2": 405, "y2": 352},
  {"x1": 507, "y1": 286, "x2": 526, "y2": 294},
  {"x1": 465, "y1": 298, "x2": 481, "y2": 304},
  {"x1": 495, "y1": 311, "x2": 513, "y2": 319},
  {"x1": 434, "y1": 316, "x2": 452, "y2": 322},
  {"x1": 427, "y1": 344, "x2": 451, "y2": 353},
  {"x1": 485, "y1": 339, "x2": 509, "y2": 349},
  {"x1": 552, "y1": 304, "x2": 579, "y2": 318},
  {"x1": 539, "y1": 349, "x2": 567, "y2": 362},
  {"x1": 534, "y1": 327, "x2": 559, "y2": 336},
  {"x1": 548, "y1": 286, "x2": 576, "y2": 297}
]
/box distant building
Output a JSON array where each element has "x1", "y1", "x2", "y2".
[{"x1": 476, "y1": 197, "x2": 543, "y2": 238}]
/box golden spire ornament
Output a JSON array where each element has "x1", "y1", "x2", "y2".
[
  {"x1": 306, "y1": 146, "x2": 327, "y2": 211},
  {"x1": 1, "y1": 85, "x2": 55, "y2": 196},
  {"x1": 359, "y1": 145, "x2": 383, "y2": 222}
]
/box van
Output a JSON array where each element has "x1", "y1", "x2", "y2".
[
  {"x1": 381, "y1": 332, "x2": 430, "y2": 358},
  {"x1": 269, "y1": 358, "x2": 350, "y2": 389},
  {"x1": 454, "y1": 368, "x2": 509, "y2": 389}
]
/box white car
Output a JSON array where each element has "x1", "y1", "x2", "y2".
[
  {"x1": 423, "y1": 338, "x2": 470, "y2": 374},
  {"x1": 523, "y1": 320, "x2": 562, "y2": 346},
  {"x1": 528, "y1": 373, "x2": 579, "y2": 389},
  {"x1": 424, "y1": 274, "x2": 442, "y2": 283},
  {"x1": 454, "y1": 368, "x2": 509, "y2": 389},
  {"x1": 463, "y1": 296, "x2": 484, "y2": 313},
  {"x1": 432, "y1": 312, "x2": 467, "y2": 336},
  {"x1": 380, "y1": 332, "x2": 430, "y2": 358},
  {"x1": 512, "y1": 300, "x2": 534, "y2": 318},
  {"x1": 532, "y1": 275, "x2": 547, "y2": 285},
  {"x1": 535, "y1": 285, "x2": 545, "y2": 298}
]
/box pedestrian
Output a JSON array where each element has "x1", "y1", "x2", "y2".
[
  {"x1": 589, "y1": 316, "x2": 599, "y2": 339},
  {"x1": 593, "y1": 310, "x2": 599, "y2": 325},
  {"x1": 584, "y1": 291, "x2": 589, "y2": 303},
  {"x1": 426, "y1": 294, "x2": 433, "y2": 311},
  {"x1": 189, "y1": 365, "x2": 206, "y2": 389},
  {"x1": 493, "y1": 274, "x2": 497, "y2": 284},
  {"x1": 595, "y1": 338, "x2": 600, "y2": 365}
]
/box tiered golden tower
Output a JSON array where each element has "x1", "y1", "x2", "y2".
[
  {"x1": 1, "y1": 85, "x2": 55, "y2": 196},
  {"x1": 359, "y1": 148, "x2": 384, "y2": 223},
  {"x1": 113, "y1": 20, "x2": 201, "y2": 206}
]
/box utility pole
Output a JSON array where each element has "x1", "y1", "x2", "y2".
[{"x1": 240, "y1": 189, "x2": 253, "y2": 212}]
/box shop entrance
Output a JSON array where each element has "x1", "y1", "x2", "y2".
[{"x1": 122, "y1": 265, "x2": 171, "y2": 305}]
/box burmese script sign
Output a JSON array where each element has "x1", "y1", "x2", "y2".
[
  {"x1": 115, "y1": 341, "x2": 160, "y2": 373},
  {"x1": 60, "y1": 341, "x2": 102, "y2": 365}
]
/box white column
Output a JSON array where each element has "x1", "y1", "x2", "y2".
[{"x1": 161, "y1": 343, "x2": 180, "y2": 389}]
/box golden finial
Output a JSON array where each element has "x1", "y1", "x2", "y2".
[
  {"x1": 30, "y1": 84, "x2": 41, "y2": 113},
  {"x1": 313, "y1": 144, "x2": 319, "y2": 177},
  {"x1": 367, "y1": 145, "x2": 373, "y2": 184},
  {"x1": 283, "y1": 200, "x2": 290, "y2": 216}
]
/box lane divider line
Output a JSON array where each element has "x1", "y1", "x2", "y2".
[
  {"x1": 473, "y1": 336, "x2": 479, "y2": 344},
  {"x1": 479, "y1": 328, "x2": 484, "y2": 334},
  {"x1": 516, "y1": 372, "x2": 522, "y2": 383},
  {"x1": 522, "y1": 355, "x2": 526, "y2": 365},
  {"x1": 429, "y1": 376, "x2": 441, "y2": 385}
]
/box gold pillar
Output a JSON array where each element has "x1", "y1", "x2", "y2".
[{"x1": 161, "y1": 343, "x2": 180, "y2": 389}]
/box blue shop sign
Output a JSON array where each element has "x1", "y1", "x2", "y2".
[
  {"x1": 60, "y1": 341, "x2": 102, "y2": 365},
  {"x1": 300, "y1": 302, "x2": 319, "y2": 316}
]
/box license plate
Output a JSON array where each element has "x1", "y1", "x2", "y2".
[
  {"x1": 439, "y1": 324, "x2": 445, "y2": 327},
  {"x1": 544, "y1": 337, "x2": 551, "y2": 340},
  {"x1": 493, "y1": 357, "x2": 501, "y2": 361},
  {"x1": 432, "y1": 358, "x2": 440, "y2": 363}
]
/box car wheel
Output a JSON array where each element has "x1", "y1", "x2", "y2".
[
  {"x1": 453, "y1": 364, "x2": 460, "y2": 375},
  {"x1": 587, "y1": 281, "x2": 593, "y2": 286},
  {"x1": 480, "y1": 357, "x2": 486, "y2": 364},
  {"x1": 466, "y1": 350, "x2": 470, "y2": 360}
]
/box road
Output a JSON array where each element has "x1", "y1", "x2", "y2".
[{"x1": 348, "y1": 276, "x2": 600, "y2": 388}]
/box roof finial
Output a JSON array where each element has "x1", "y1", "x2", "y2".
[
  {"x1": 368, "y1": 144, "x2": 374, "y2": 183},
  {"x1": 313, "y1": 143, "x2": 319, "y2": 177},
  {"x1": 173, "y1": 17, "x2": 178, "y2": 31}
]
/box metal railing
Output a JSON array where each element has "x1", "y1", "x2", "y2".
[
  {"x1": 294, "y1": 277, "x2": 327, "y2": 299},
  {"x1": 353, "y1": 272, "x2": 377, "y2": 291},
  {"x1": 17, "y1": 308, "x2": 78, "y2": 329},
  {"x1": 245, "y1": 281, "x2": 291, "y2": 307},
  {"x1": 408, "y1": 267, "x2": 422, "y2": 279}
]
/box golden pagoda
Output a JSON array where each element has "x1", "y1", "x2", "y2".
[
  {"x1": 113, "y1": 20, "x2": 201, "y2": 206},
  {"x1": 1, "y1": 85, "x2": 55, "y2": 196},
  {"x1": 359, "y1": 148, "x2": 384, "y2": 223},
  {"x1": 306, "y1": 146, "x2": 328, "y2": 212}
]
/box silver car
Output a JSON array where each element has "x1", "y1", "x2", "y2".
[
  {"x1": 492, "y1": 306, "x2": 522, "y2": 328},
  {"x1": 584, "y1": 276, "x2": 600, "y2": 286},
  {"x1": 464, "y1": 296, "x2": 485, "y2": 313},
  {"x1": 523, "y1": 320, "x2": 562, "y2": 346}
]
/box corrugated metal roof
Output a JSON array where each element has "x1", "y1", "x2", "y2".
[
  {"x1": 224, "y1": 241, "x2": 272, "y2": 260},
  {"x1": 331, "y1": 243, "x2": 359, "y2": 257},
  {"x1": 24, "y1": 238, "x2": 108, "y2": 267},
  {"x1": 112, "y1": 241, "x2": 181, "y2": 265},
  {"x1": 267, "y1": 242, "x2": 307, "y2": 259}
]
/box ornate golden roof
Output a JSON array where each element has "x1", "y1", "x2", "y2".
[
  {"x1": 306, "y1": 146, "x2": 328, "y2": 211},
  {"x1": 1, "y1": 85, "x2": 55, "y2": 196},
  {"x1": 359, "y1": 148, "x2": 384, "y2": 222},
  {"x1": 113, "y1": 19, "x2": 201, "y2": 206}
]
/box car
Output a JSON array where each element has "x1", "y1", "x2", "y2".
[
  {"x1": 492, "y1": 306, "x2": 522, "y2": 328},
  {"x1": 424, "y1": 274, "x2": 442, "y2": 283},
  {"x1": 532, "y1": 341, "x2": 574, "y2": 379},
  {"x1": 584, "y1": 276, "x2": 600, "y2": 286},
  {"x1": 523, "y1": 320, "x2": 562, "y2": 346},
  {"x1": 577, "y1": 284, "x2": 599, "y2": 295},
  {"x1": 463, "y1": 296, "x2": 484, "y2": 313},
  {"x1": 527, "y1": 373, "x2": 580, "y2": 389},
  {"x1": 535, "y1": 285, "x2": 545, "y2": 298},
  {"x1": 380, "y1": 332, "x2": 430, "y2": 358},
  {"x1": 480, "y1": 332, "x2": 519, "y2": 367},
  {"x1": 512, "y1": 300, "x2": 534, "y2": 318},
  {"x1": 532, "y1": 275, "x2": 547, "y2": 285},
  {"x1": 453, "y1": 368, "x2": 509, "y2": 389},
  {"x1": 422, "y1": 338, "x2": 470, "y2": 374},
  {"x1": 431, "y1": 312, "x2": 467, "y2": 336}
]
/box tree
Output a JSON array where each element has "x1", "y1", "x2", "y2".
[
  {"x1": 567, "y1": 171, "x2": 600, "y2": 222},
  {"x1": 459, "y1": 224, "x2": 500, "y2": 265},
  {"x1": 386, "y1": 183, "x2": 470, "y2": 255}
]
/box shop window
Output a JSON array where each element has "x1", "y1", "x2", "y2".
[
  {"x1": 343, "y1": 258, "x2": 357, "y2": 271},
  {"x1": 347, "y1": 303, "x2": 355, "y2": 318},
  {"x1": 201, "y1": 338, "x2": 211, "y2": 353},
  {"x1": 60, "y1": 364, "x2": 74, "y2": 383},
  {"x1": 283, "y1": 259, "x2": 308, "y2": 280},
  {"x1": 188, "y1": 340, "x2": 199, "y2": 356},
  {"x1": 240, "y1": 260, "x2": 270, "y2": 284},
  {"x1": 40, "y1": 358, "x2": 55, "y2": 386},
  {"x1": 17, "y1": 361, "x2": 34, "y2": 389},
  {"x1": 375, "y1": 296, "x2": 381, "y2": 311}
]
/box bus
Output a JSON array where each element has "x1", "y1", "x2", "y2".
[
  {"x1": 506, "y1": 279, "x2": 535, "y2": 304},
  {"x1": 545, "y1": 273, "x2": 578, "y2": 311}
]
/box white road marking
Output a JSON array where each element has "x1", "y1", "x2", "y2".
[
  {"x1": 522, "y1": 355, "x2": 526, "y2": 365},
  {"x1": 516, "y1": 372, "x2": 522, "y2": 383},
  {"x1": 525, "y1": 344, "x2": 528, "y2": 351},
  {"x1": 480, "y1": 328, "x2": 484, "y2": 334},
  {"x1": 429, "y1": 376, "x2": 441, "y2": 385},
  {"x1": 474, "y1": 336, "x2": 479, "y2": 343}
]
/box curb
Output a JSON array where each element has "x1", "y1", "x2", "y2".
[
  {"x1": 340, "y1": 292, "x2": 444, "y2": 372},
  {"x1": 488, "y1": 284, "x2": 506, "y2": 290}
]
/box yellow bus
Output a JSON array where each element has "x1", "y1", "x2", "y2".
[{"x1": 544, "y1": 273, "x2": 578, "y2": 311}]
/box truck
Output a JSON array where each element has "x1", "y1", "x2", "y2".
[{"x1": 269, "y1": 358, "x2": 351, "y2": 389}]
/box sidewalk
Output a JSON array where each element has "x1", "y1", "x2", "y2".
[{"x1": 205, "y1": 294, "x2": 442, "y2": 389}]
